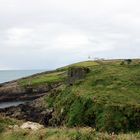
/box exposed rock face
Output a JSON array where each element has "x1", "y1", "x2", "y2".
[
  {"x1": 9, "y1": 122, "x2": 44, "y2": 131},
  {"x1": 68, "y1": 67, "x2": 90, "y2": 85},
  {"x1": 0, "y1": 103, "x2": 53, "y2": 126},
  {"x1": 0, "y1": 71, "x2": 62, "y2": 125},
  {"x1": 20, "y1": 121, "x2": 44, "y2": 130},
  {"x1": 0, "y1": 67, "x2": 90, "y2": 126},
  {"x1": 0, "y1": 81, "x2": 61, "y2": 102}
]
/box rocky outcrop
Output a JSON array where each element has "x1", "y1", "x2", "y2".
[
  {"x1": 20, "y1": 121, "x2": 44, "y2": 130},
  {"x1": 0, "y1": 67, "x2": 89, "y2": 102},
  {"x1": 68, "y1": 67, "x2": 90, "y2": 85},
  {"x1": 0, "y1": 67, "x2": 90, "y2": 126},
  {"x1": 0, "y1": 81, "x2": 61, "y2": 102},
  {"x1": 0, "y1": 70, "x2": 62, "y2": 126},
  {"x1": 0, "y1": 102, "x2": 53, "y2": 126},
  {"x1": 9, "y1": 122, "x2": 44, "y2": 131}
]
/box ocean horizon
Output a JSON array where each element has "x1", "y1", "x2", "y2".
[{"x1": 0, "y1": 70, "x2": 46, "y2": 84}]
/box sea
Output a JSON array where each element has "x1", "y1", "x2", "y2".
[
  {"x1": 0, "y1": 70, "x2": 45, "y2": 108},
  {"x1": 0, "y1": 70, "x2": 45, "y2": 84}
]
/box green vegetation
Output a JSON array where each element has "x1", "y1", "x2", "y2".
[
  {"x1": 57, "y1": 61, "x2": 98, "y2": 71},
  {"x1": 18, "y1": 59, "x2": 140, "y2": 132},
  {"x1": 19, "y1": 71, "x2": 66, "y2": 87},
  {"x1": 0, "y1": 115, "x2": 21, "y2": 133},
  {"x1": 44, "y1": 60, "x2": 140, "y2": 132},
  {"x1": 0, "y1": 127, "x2": 140, "y2": 140},
  {"x1": 0, "y1": 59, "x2": 140, "y2": 139}
]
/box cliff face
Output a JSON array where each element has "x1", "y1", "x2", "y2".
[
  {"x1": 0, "y1": 81, "x2": 61, "y2": 102},
  {"x1": 0, "y1": 67, "x2": 90, "y2": 102},
  {"x1": 0, "y1": 103, "x2": 53, "y2": 126},
  {"x1": 0, "y1": 59, "x2": 140, "y2": 133},
  {"x1": 67, "y1": 67, "x2": 90, "y2": 85},
  {"x1": 0, "y1": 67, "x2": 90, "y2": 126}
]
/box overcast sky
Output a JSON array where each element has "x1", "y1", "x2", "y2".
[{"x1": 0, "y1": 0, "x2": 140, "y2": 70}]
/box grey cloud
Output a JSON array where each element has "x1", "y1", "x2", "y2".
[{"x1": 0, "y1": 0, "x2": 140, "y2": 69}]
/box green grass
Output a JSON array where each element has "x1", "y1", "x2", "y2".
[
  {"x1": 1, "y1": 59, "x2": 140, "y2": 136},
  {"x1": 57, "y1": 61, "x2": 98, "y2": 71},
  {"x1": 0, "y1": 115, "x2": 21, "y2": 133},
  {"x1": 19, "y1": 71, "x2": 66, "y2": 87},
  {"x1": 72, "y1": 64, "x2": 140, "y2": 105},
  {"x1": 44, "y1": 62, "x2": 140, "y2": 132},
  {"x1": 0, "y1": 127, "x2": 140, "y2": 140},
  {"x1": 18, "y1": 59, "x2": 140, "y2": 87}
]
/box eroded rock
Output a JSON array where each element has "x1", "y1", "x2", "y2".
[
  {"x1": 68, "y1": 67, "x2": 90, "y2": 85},
  {"x1": 20, "y1": 121, "x2": 44, "y2": 130},
  {"x1": 0, "y1": 103, "x2": 54, "y2": 126},
  {"x1": 0, "y1": 81, "x2": 61, "y2": 102}
]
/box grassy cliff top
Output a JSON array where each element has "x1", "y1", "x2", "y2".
[
  {"x1": 18, "y1": 59, "x2": 140, "y2": 86},
  {"x1": 43, "y1": 59, "x2": 140, "y2": 132},
  {"x1": 18, "y1": 59, "x2": 140, "y2": 106},
  {"x1": 14, "y1": 59, "x2": 140, "y2": 132}
]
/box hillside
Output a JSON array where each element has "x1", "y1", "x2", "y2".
[
  {"x1": 43, "y1": 59, "x2": 140, "y2": 132},
  {"x1": 0, "y1": 59, "x2": 140, "y2": 139}
]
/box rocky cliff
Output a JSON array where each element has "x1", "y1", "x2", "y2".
[{"x1": 0, "y1": 67, "x2": 90, "y2": 126}]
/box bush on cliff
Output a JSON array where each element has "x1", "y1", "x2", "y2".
[
  {"x1": 0, "y1": 115, "x2": 20, "y2": 133},
  {"x1": 44, "y1": 63, "x2": 140, "y2": 132}
]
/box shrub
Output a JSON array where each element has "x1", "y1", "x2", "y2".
[{"x1": 125, "y1": 59, "x2": 132, "y2": 65}]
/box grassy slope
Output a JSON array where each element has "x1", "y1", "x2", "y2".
[
  {"x1": 18, "y1": 61, "x2": 99, "y2": 87},
  {"x1": 0, "y1": 59, "x2": 140, "y2": 139},
  {"x1": 19, "y1": 71, "x2": 65, "y2": 87},
  {"x1": 44, "y1": 59, "x2": 140, "y2": 132},
  {"x1": 18, "y1": 59, "x2": 140, "y2": 132},
  {"x1": 57, "y1": 61, "x2": 98, "y2": 71},
  {"x1": 0, "y1": 115, "x2": 22, "y2": 133},
  {"x1": 1, "y1": 127, "x2": 140, "y2": 140},
  {"x1": 72, "y1": 64, "x2": 140, "y2": 105},
  {"x1": 0, "y1": 116, "x2": 140, "y2": 140}
]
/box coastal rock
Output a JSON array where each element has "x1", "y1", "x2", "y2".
[
  {"x1": 20, "y1": 121, "x2": 44, "y2": 130},
  {"x1": 68, "y1": 67, "x2": 90, "y2": 85},
  {"x1": 0, "y1": 71, "x2": 61, "y2": 126},
  {"x1": 0, "y1": 103, "x2": 54, "y2": 126},
  {"x1": 0, "y1": 81, "x2": 61, "y2": 102}
]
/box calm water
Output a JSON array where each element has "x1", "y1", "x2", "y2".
[
  {"x1": 0, "y1": 101, "x2": 27, "y2": 108},
  {"x1": 0, "y1": 70, "x2": 45, "y2": 84}
]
